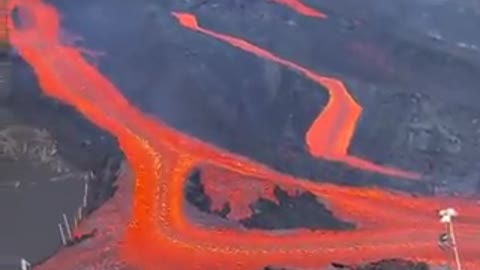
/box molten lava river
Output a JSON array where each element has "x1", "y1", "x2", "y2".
[{"x1": 8, "y1": 0, "x2": 480, "y2": 269}]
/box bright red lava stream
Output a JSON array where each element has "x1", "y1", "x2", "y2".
[
  {"x1": 8, "y1": 0, "x2": 480, "y2": 269},
  {"x1": 272, "y1": 0, "x2": 327, "y2": 18},
  {"x1": 171, "y1": 12, "x2": 421, "y2": 180}
]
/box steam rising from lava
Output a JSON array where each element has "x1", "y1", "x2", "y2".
[{"x1": 7, "y1": 0, "x2": 480, "y2": 269}]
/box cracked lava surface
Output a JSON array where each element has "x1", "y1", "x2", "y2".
[{"x1": 8, "y1": 0, "x2": 480, "y2": 269}]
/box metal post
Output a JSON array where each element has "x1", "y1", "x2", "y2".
[
  {"x1": 20, "y1": 258, "x2": 31, "y2": 270},
  {"x1": 82, "y1": 179, "x2": 88, "y2": 208},
  {"x1": 448, "y1": 221, "x2": 462, "y2": 270},
  {"x1": 73, "y1": 215, "x2": 78, "y2": 229},
  {"x1": 62, "y1": 213, "x2": 73, "y2": 241},
  {"x1": 78, "y1": 206, "x2": 83, "y2": 221},
  {"x1": 58, "y1": 223, "x2": 67, "y2": 245}
]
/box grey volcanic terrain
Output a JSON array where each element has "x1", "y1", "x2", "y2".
[
  {"x1": 0, "y1": 59, "x2": 120, "y2": 264},
  {"x1": 48, "y1": 0, "x2": 480, "y2": 195}
]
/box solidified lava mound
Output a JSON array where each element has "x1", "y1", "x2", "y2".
[
  {"x1": 266, "y1": 259, "x2": 429, "y2": 270},
  {"x1": 330, "y1": 258, "x2": 430, "y2": 270},
  {"x1": 185, "y1": 168, "x2": 356, "y2": 230},
  {"x1": 355, "y1": 259, "x2": 429, "y2": 270}
]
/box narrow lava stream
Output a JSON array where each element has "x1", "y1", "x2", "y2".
[{"x1": 8, "y1": 0, "x2": 480, "y2": 269}]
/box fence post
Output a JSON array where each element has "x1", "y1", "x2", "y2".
[
  {"x1": 20, "y1": 258, "x2": 31, "y2": 270},
  {"x1": 62, "y1": 213, "x2": 73, "y2": 241}
]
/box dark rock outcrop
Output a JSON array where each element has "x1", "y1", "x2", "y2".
[{"x1": 331, "y1": 258, "x2": 429, "y2": 270}]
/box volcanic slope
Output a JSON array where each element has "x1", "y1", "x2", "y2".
[{"x1": 9, "y1": 0, "x2": 480, "y2": 270}]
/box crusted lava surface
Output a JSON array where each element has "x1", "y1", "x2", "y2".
[{"x1": 4, "y1": 0, "x2": 480, "y2": 270}]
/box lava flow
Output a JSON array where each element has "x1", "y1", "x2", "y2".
[
  {"x1": 272, "y1": 0, "x2": 327, "y2": 18},
  {"x1": 171, "y1": 12, "x2": 420, "y2": 180},
  {"x1": 8, "y1": 0, "x2": 480, "y2": 270}
]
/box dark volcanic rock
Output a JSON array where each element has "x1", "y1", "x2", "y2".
[
  {"x1": 242, "y1": 187, "x2": 354, "y2": 230},
  {"x1": 351, "y1": 258, "x2": 429, "y2": 270},
  {"x1": 185, "y1": 169, "x2": 355, "y2": 230},
  {"x1": 0, "y1": 56, "x2": 122, "y2": 265},
  {"x1": 45, "y1": 0, "x2": 480, "y2": 197},
  {"x1": 267, "y1": 258, "x2": 430, "y2": 270}
]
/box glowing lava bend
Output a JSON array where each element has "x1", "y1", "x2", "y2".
[{"x1": 8, "y1": 0, "x2": 480, "y2": 269}]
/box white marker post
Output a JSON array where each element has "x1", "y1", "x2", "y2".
[
  {"x1": 439, "y1": 208, "x2": 462, "y2": 270},
  {"x1": 58, "y1": 223, "x2": 67, "y2": 246},
  {"x1": 62, "y1": 213, "x2": 73, "y2": 241},
  {"x1": 78, "y1": 206, "x2": 83, "y2": 221},
  {"x1": 82, "y1": 179, "x2": 88, "y2": 208},
  {"x1": 20, "y1": 258, "x2": 31, "y2": 270},
  {"x1": 73, "y1": 215, "x2": 78, "y2": 229}
]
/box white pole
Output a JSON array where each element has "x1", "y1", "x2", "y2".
[
  {"x1": 78, "y1": 206, "x2": 83, "y2": 221},
  {"x1": 58, "y1": 223, "x2": 67, "y2": 245},
  {"x1": 82, "y1": 179, "x2": 88, "y2": 208},
  {"x1": 62, "y1": 213, "x2": 73, "y2": 241},
  {"x1": 73, "y1": 215, "x2": 78, "y2": 229},
  {"x1": 443, "y1": 223, "x2": 452, "y2": 270},
  {"x1": 449, "y1": 221, "x2": 462, "y2": 270},
  {"x1": 20, "y1": 258, "x2": 31, "y2": 270}
]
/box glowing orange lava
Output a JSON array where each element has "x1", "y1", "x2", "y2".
[
  {"x1": 8, "y1": 0, "x2": 480, "y2": 269},
  {"x1": 271, "y1": 0, "x2": 327, "y2": 18},
  {"x1": 172, "y1": 12, "x2": 420, "y2": 180}
]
